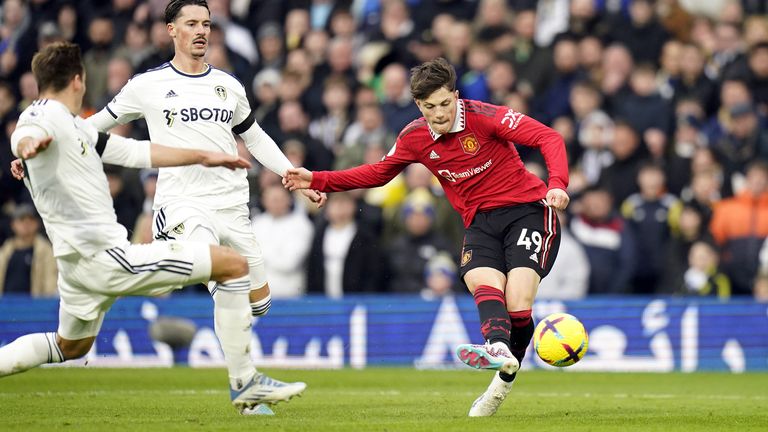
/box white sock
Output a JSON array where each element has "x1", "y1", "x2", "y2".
[
  {"x1": 0, "y1": 332, "x2": 63, "y2": 377},
  {"x1": 213, "y1": 290, "x2": 257, "y2": 390}
]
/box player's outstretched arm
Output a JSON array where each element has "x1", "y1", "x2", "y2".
[
  {"x1": 150, "y1": 144, "x2": 252, "y2": 170},
  {"x1": 15, "y1": 136, "x2": 52, "y2": 160},
  {"x1": 283, "y1": 167, "x2": 313, "y2": 191}
]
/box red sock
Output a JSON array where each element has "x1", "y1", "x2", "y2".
[{"x1": 473, "y1": 285, "x2": 511, "y2": 345}]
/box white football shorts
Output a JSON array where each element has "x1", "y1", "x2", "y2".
[
  {"x1": 56, "y1": 240, "x2": 211, "y2": 339},
  {"x1": 152, "y1": 202, "x2": 266, "y2": 292}
]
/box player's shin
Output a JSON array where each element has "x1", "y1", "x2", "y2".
[
  {"x1": 499, "y1": 309, "x2": 533, "y2": 382},
  {"x1": 473, "y1": 285, "x2": 511, "y2": 345},
  {"x1": 213, "y1": 289, "x2": 257, "y2": 390},
  {"x1": 0, "y1": 332, "x2": 63, "y2": 377}
]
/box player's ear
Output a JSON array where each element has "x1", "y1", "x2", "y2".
[{"x1": 167, "y1": 22, "x2": 175, "y2": 37}]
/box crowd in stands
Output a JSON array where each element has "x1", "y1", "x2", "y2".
[{"x1": 3, "y1": 0, "x2": 768, "y2": 301}]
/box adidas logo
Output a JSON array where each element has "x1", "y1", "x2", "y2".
[
  {"x1": 429, "y1": 150, "x2": 440, "y2": 159},
  {"x1": 165, "y1": 90, "x2": 178, "y2": 98},
  {"x1": 529, "y1": 253, "x2": 538, "y2": 263}
]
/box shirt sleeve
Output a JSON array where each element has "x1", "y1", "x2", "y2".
[
  {"x1": 81, "y1": 117, "x2": 151, "y2": 168},
  {"x1": 310, "y1": 137, "x2": 416, "y2": 192},
  {"x1": 99, "y1": 77, "x2": 145, "y2": 126},
  {"x1": 492, "y1": 106, "x2": 569, "y2": 191},
  {"x1": 10, "y1": 110, "x2": 55, "y2": 157}
]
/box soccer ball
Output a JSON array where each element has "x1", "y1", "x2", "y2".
[{"x1": 533, "y1": 313, "x2": 589, "y2": 367}]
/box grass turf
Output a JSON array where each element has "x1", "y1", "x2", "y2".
[{"x1": 1, "y1": 368, "x2": 766, "y2": 431}]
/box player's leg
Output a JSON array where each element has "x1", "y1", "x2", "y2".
[
  {"x1": 0, "y1": 304, "x2": 105, "y2": 377},
  {"x1": 501, "y1": 202, "x2": 560, "y2": 378},
  {"x1": 217, "y1": 205, "x2": 272, "y2": 318},
  {"x1": 217, "y1": 205, "x2": 305, "y2": 412},
  {"x1": 455, "y1": 213, "x2": 519, "y2": 374}
]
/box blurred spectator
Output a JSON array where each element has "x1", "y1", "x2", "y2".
[
  {"x1": 571, "y1": 187, "x2": 636, "y2": 294},
  {"x1": 421, "y1": 251, "x2": 459, "y2": 300},
  {"x1": 0, "y1": 204, "x2": 57, "y2": 297},
  {"x1": 251, "y1": 68, "x2": 281, "y2": 136},
  {"x1": 252, "y1": 184, "x2": 314, "y2": 298},
  {"x1": 726, "y1": 41, "x2": 768, "y2": 112},
  {"x1": 17, "y1": 70, "x2": 36, "y2": 112},
  {"x1": 387, "y1": 188, "x2": 455, "y2": 294},
  {"x1": 710, "y1": 161, "x2": 768, "y2": 295},
  {"x1": 500, "y1": 9, "x2": 554, "y2": 98},
  {"x1": 534, "y1": 34, "x2": 582, "y2": 125},
  {"x1": 83, "y1": 15, "x2": 114, "y2": 109},
  {"x1": 104, "y1": 164, "x2": 142, "y2": 234},
  {"x1": 661, "y1": 204, "x2": 711, "y2": 294},
  {"x1": 704, "y1": 21, "x2": 745, "y2": 80},
  {"x1": 621, "y1": 163, "x2": 681, "y2": 294},
  {"x1": 307, "y1": 192, "x2": 386, "y2": 297},
  {"x1": 114, "y1": 21, "x2": 152, "y2": 69},
  {"x1": 711, "y1": 102, "x2": 768, "y2": 183},
  {"x1": 285, "y1": 8, "x2": 310, "y2": 51},
  {"x1": 380, "y1": 62, "x2": 421, "y2": 135},
  {"x1": 485, "y1": 58, "x2": 516, "y2": 105},
  {"x1": 97, "y1": 56, "x2": 133, "y2": 109},
  {"x1": 674, "y1": 43, "x2": 719, "y2": 115},
  {"x1": 0, "y1": 0, "x2": 37, "y2": 88},
  {"x1": 657, "y1": 39, "x2": 682, "y2": 100},
  {"x1": 599, "y1": 43, "x2": 634, "y2": 112},
  {"x1": 338, "y1": 103, "x2": 391, "y2": 167},
  {"x1": 130, "y1": 168, "x2": 158, "y2": 245},
  {"x1": 677, "y1": 240, "x2": 731, "y2": 298},
  {"x1": 537, "y1": 210, "x2": 589, "y2": 300},
  {"x1": 275, "y1": 100, "x2": 334, "y2": 171},
  {"x1": 209, "y1": 0, "x2": 258, "y2": 65},
  {"x1": 679, "y1": 169, "x2": 722, "y2": 227},
  {"x1": 55, "y1": 3, "x2": 85, "y2": 47},
  {"x1": 598, "y1": 121, "x2": 645, "y2": 205},
  {"x1": 610, "y1": 0, "x2": 670, "y2": 66},
  {"x1": 308, "y1": 74, "x2": 353, "y2": 153},
  {"x1": 615, "y1": 64, "x2": 673, "y2": 135},
  {"x1": 136, "y1": 19, "x2": 174, "y2": 72}
]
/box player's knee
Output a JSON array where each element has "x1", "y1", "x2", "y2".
[
  {"x1": 58, "y1": 337, "x2": 94, "y2": 360},
  {"x1": 209, "y1": 246, "x2": 248, "y2": 281}
]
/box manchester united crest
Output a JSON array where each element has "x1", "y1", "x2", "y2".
[
  {"x1": 461, "y1": 249, "x2": 473, "y2": 267},
  {"x1": 459, "y1": 133, "x2": 480, "y2": 155}
]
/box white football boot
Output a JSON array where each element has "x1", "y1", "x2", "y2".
[
  {"x1": 456, "y1": 342, "x2": 520, "y2": 375},
  {"x1": 468, "y1": 372, "x2": 515, "y2": 417},
  {"x1": 230, "y1": 372, "x2": 306, "y2": 413},
  {"x1": 240, "y1": 404, "x2": 275, "y2": 416}
]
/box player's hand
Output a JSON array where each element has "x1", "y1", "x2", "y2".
[
  {"x1": 283, "y1": 167, "x2": 313, "y2": 191},
  {"x1": 18, "y1": 136, "x2": 52, "y2": 159},
  {"x1": 301, "y1": 189, "x2": 327, "y2": 208},
  {"x1": 546, "y1": 188, "x2": 570, "y2": 210},
  {"x1": 10, "y1": 159, "x2": 25, "y2": 180},
  {"x1": 200, "y1": 152, "x2": 252, "y2": 170}
]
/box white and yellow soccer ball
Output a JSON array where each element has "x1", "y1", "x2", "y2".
[{"x1": 533, "y1": 313, "x2": 589, "y2": 367}]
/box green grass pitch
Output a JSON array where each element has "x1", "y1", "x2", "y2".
[{"x1": 2, "y1": 368, "x2": 766, "y2": 431}]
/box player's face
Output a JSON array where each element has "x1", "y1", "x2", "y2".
[
  {"x1": 168, "y1": 5, "x2": 211, "y2": 59},
  {"x1": 415, "y1": 87, "x2": 458, "y2": 136}
]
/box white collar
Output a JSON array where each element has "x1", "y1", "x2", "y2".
[{"x1": 428, "y1": 99, "x2": 466, "y2": 141}]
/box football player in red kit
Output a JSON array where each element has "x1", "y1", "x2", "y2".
[{"x1": 284, "y1": 57, "x2": 569, "y2": 416}]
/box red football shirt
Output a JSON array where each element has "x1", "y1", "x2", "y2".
[{"x1": 311, "y1": 99, "x2": 569, "y2": 227}]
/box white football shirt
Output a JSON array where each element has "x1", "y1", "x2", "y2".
[
  {"x1": 89, "y1": 63, "x2": 252, "y2": 209},
  {"x1": 10, "y1": 99, "x2": 151, "y2": 257}
]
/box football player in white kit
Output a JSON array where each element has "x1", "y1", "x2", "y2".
[
  {"x1": 85, "y1": 0, "x2": 318, "y2": 414},
  {"x1": 0, "y1": 41, "x2": 307, "y2": 414}
]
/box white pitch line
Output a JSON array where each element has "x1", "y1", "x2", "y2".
[{"x1": 0, "y1": 389, "x2": 765, "y2": 401}]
